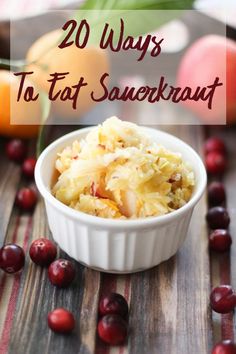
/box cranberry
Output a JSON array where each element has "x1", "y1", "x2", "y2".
[
  {"x1": 48, "y1": 308, "x2": 75, "y2": 334},
  {"x1": 204, "y1": 137, "x2": 226, "y2": 155},
  {"x1": 97, "y1": 314, "x2": 128, "y2": 345},
  {"x1": 212, "y1": 340, "x2": 236, "y2": 354},
  {"x1": 22, "y1": 158, "x2": 37, "y2": 178},
  {"x1": 48, "y1": 259, "x2": 75, "y2": 287},
  {"x1": 205, "y1": 152, "x2": 227, "y2": 175},
  {"x1": 208, "y1": 182, "x2": 226, "y2": 206},
  {"x1": 5, "y1": 139, "x2": 27, "y2": 163},
  {"x1": 29, "y1": 238, "x2": 57, "y2": 266},
  {"x1": 0, "y1": 244, "x2": 25, "y2": 273},
  {"x1": 209, "y1": 230, "x2": 232, "y2": 253},
  {"x1": 99, "y1": 293, "x2": 129, "y2": 319},
  {"x1": 16, "y1": 187, "x2": 37, "y2": 211},
  {"x1": 206, "y1": 207, "x2": 230, "y2": 230},
  {"x1": 210, "y1": 285, "x2": 236, "y2": 314}
]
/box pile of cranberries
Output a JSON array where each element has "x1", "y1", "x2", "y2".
[
  {"x1": 3, "y1": 137, "x2": 77, "y2": 331},
  {"x1": 204, "y1": 137, "x2": 227, "y2": 175},
  {"x1": 0, "y1": 237, "x2": 76, "y2": 334},
  {"x1": 204, "y1": 138, "x2": 232, "y2": 255},
  {"x1": 98, "y1": 293, "x2": 129, "y2": 345},
  {"x1": 4, "y1": 138, "x2": 130, "y2": 344},
  {"x1": 30, "y1": 239, "x2": 76, "y2": 289},
  {"x1": 6, "y1": 139, "x2": 38, "y2": 211},
  {"x1": 0, "y1": 237, "x2": 128, "y2": 343},
  {"x1": 204, "y1": 137, "x2": 236, "y2": 353},
  {"x1": 0, "y1": 237, "x2": 76, "y2": 286}
]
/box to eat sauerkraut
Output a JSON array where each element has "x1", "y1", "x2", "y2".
[{"x1": 52, "y1": 117, "x2": 195, "y2": 219}]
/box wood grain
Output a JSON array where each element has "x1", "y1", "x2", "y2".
[
  {"x1": 224, "y1": 127, "x2": 236, "y2": 341},
  {"x1": 209, "y1": 125, "x2": 236, "y2": 341},
  {"x1": 7, "y1": 199, "x2": 94, "y2": 354},
  {"x1": 0, "y1": 140, "x2": 21, "y2": 248},
  {"x1": 1, "y1": 125, "x2": 235, "y2": 354},
  {"x1": 128, "y1": 125, "x2": 212, "y2": 354},
  {"x1": 80, "y1": 268, "x2": 101, "y2": 354},
  {"x1": 5, "y1": 128, "x2": 101, "y2": 354}
]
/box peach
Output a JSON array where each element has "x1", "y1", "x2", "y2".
[
  {"x1": 177, "y1": 35, "x2": 236, "y2": 124},
  {"x1": 26, "y1": 30, "x2": 109, "y2": 119}
]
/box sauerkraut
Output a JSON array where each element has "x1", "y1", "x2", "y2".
[{"x1": 52, "y1": 117, "x2": 195, "y2": 219}]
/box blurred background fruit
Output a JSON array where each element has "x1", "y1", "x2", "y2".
[
  {"x1": 26, "y1": 29, "x2": 110, "y2": 119},
  {"x1": 177, "y1": 35, "x2": 236, "y2": 124},
  {"x1": 0, "y1": 70, "x2": 40, "y2": 138}
]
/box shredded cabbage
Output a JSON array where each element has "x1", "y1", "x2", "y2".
[{"x1": 52, "y1": 117, "x2": 195, "y2": 219}]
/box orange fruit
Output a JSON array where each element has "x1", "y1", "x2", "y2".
[
  {"x1": 0, "y1": 70, "x2": 40, "y2": 138},
  {"x1": 26, "y1": 29, "x2": 110, "y2": 119}
]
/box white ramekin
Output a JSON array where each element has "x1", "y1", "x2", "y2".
[{"x1": 35, "y1": 126, "x2": 207, "y2": 273}]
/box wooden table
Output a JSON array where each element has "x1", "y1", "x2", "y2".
[{"x1": 0, "y1": 123, "x2": 235, "y2": 354}]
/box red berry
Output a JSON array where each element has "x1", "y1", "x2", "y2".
[
  {"x1": 22, "y1": 158, "x2": 37, "y2": 178},
  {"x1": 29, "y1": 238, "x2": 57, "y2": 266},
  {"x1": 0, "y1": 244, "x2": 25, "y2": 273},
  {"x1": 48, "y1": 308, "x2": 75, "y2": 333},
  {"x1": 212, "y1": 340, "x2": 236, "y2": 354},
  {"x1": 210, "y1": 285, "x2": 236, "y2": 314},
  {"x1": 16, "y1": 187, "x2": 37, "y2": 211},
  {"x1": 48, "y1": 259, "x2": 75, "y2": 288},
  {"x1": 99, "y1": 293, "x2": 129, "y2": 318},
  {"x1": 204, "y1": 137, "x2": 226, "y2": 155},
  {"x1": 206, "y1": 207, "x2": 230, "y2": 230},
  {"x1": 209, "y1": 230, "x2": 232, "y2": 253},
  {"x1": 97, "y1": 314, "x2": 128, "y2": 345},
  {"x1": 205, "y1": 152, "x2": 227, "y2": 175},
  {"x1": 208, "y1": 182, "x2": 226, "y2": 206},
  {"x1": 5, "y1": 139, "x2": 27, "y2": 163}
]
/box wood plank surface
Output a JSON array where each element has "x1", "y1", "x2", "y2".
[
  {"x1": 225, "y1": 127, "x2": 236, "y2": 341},
  {"x1": 1, "y1": 124, "x2": 236, "y2": 353},
  {"x1": 128, "y1": 125, "x2": 212, "y2": 354},
  {"x1": 208, "y1": 125, "x2": 236, "y2": 342},
  {"x1": 7, "y1": 198, "x2": 100, "y2": 354},
  {"x1": 0, "y1": 140, "x2": 21, "y2": 248}
]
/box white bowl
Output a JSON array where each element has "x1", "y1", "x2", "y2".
[{"x1": 35, "y1": 126, "x2": 207, "y2": 273}]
